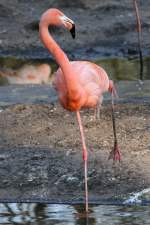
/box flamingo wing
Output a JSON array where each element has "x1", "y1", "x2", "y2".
[{"x1": 53, "y1": 61, "x2": 109, "y2": 109}]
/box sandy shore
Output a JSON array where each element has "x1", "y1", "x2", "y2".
[{"x1": 0, "y1": 101, "x2": 149, "y2": 202}]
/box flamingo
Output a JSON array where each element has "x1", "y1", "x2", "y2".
[{"x1": 39, "y1": 8, "x2": 121, "y2": 213}]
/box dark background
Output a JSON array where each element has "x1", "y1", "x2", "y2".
[{"x1": 0, "y1": 0, "x2": 149, "y2": 59}]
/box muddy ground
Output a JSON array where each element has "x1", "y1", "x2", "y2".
[
  {"x1": 0, "y1": 102, "x2": 149, "y2": 202},
  {"x1": 0, "y1": 0, "x2": 150, "y2": 59}
]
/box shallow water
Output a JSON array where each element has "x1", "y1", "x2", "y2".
[
  {"x1": 0, "y1": 203, "x2": 149, "y2": 225},
  {"x1": 0, "y1": 57, "x2": 150, "y2": 86},
  {"x1": 0, "y1": 57, "x2": 150, "y2": 107},
  {"x1": 96, "y1": 57, "x2": 150, "y2": 81}
]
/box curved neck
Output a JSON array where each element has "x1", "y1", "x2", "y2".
[{"x1": 39, "y1": 23, "x2": 79, "y2": 93}]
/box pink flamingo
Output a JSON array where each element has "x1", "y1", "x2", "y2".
[{"x1": 39, "y1": 8, "x2": 121, "y2": 212}]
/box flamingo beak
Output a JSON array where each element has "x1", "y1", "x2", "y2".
[
  {"x1": 70, "y1": 24, "x2": 75, "y2": 39},
  {"x1": 60, "y1": 15, "x2": 75, "y2": 39}
]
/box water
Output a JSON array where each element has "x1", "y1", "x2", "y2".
[
  {"x1": 124, "y1": 188, "x2": 150, "y2": 204},
  {"x1": 0, "y1": 57, "x2": 150, "y2": 86},
  {"x1": 0, "y1": 203, "x2": 149, "y2": 224},
  {"x1": 95, "y1": 57, "x2": 150, "y2": 81},
  {"x1": 0, "y1": 56, "x2": 150, "y2": 106}
]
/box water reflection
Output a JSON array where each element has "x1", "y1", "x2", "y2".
[
  {"x1": 96, "y1": 57, "x2": 150, "y2": 81},
  {"x1": 0, "y1": 57, "x2": 58, "y2": 85},
  {"x1": 0, "y1": 203, "x2": 149, "y2": 225},
  {"x1": 0, "y1": 57, "x2": 150, "y2": 85}
]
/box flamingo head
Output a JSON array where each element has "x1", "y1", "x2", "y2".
[{"x1": 40, "y1": 8, "x2": 75, "y2": 39}]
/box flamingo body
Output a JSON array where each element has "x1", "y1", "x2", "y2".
[
  {"x1": 53, "y1": 61, "x2": 109, "y2": 111},
  {"x1": 39, "y1": 8, "x2": 121, "y2": 213}
]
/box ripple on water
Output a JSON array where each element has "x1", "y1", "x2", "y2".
[
  {"x1": 0, "y1": 203, "x2": 150, "y2": 224},
  {"x1": 123, "y1": 188, "x2": 150, "y2": 204}
]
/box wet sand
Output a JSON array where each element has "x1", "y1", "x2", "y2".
[{"x1": 0, "y1": 101, "x2": 149, "y2": 202}]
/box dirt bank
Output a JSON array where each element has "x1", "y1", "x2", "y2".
[
  {"x1": 0, "y1": 0, "x2": 150, "y2": 59},
  {"x1": 0, "y1": 102, "x2": 149, "y2": 202}
]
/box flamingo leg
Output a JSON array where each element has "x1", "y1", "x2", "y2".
[
  {"x1": 94, "y1": 95, "x2": 103, "y2": 120},
  {"x1": 109, "y1": 89, "x2": 121, "y2": 161},
  {"x1": 76, "y1": 111, "x2": 88, "y2": 213}
]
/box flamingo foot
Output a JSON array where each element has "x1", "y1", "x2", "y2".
[{"x1": 109, "y1": 141, "x2": 121, "y2": 161}]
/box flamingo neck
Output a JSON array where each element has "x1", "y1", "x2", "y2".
[{"x1": 39, "y1": 24, "x2": 79, "y2": 94}]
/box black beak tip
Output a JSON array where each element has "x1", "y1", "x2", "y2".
[{"x1": 70, "y1": 24, "x2": 75, "y2": 39}]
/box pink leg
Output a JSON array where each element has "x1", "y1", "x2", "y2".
[{"x1": 76, "y1": 111, "x2": 88, "y2": 213}]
